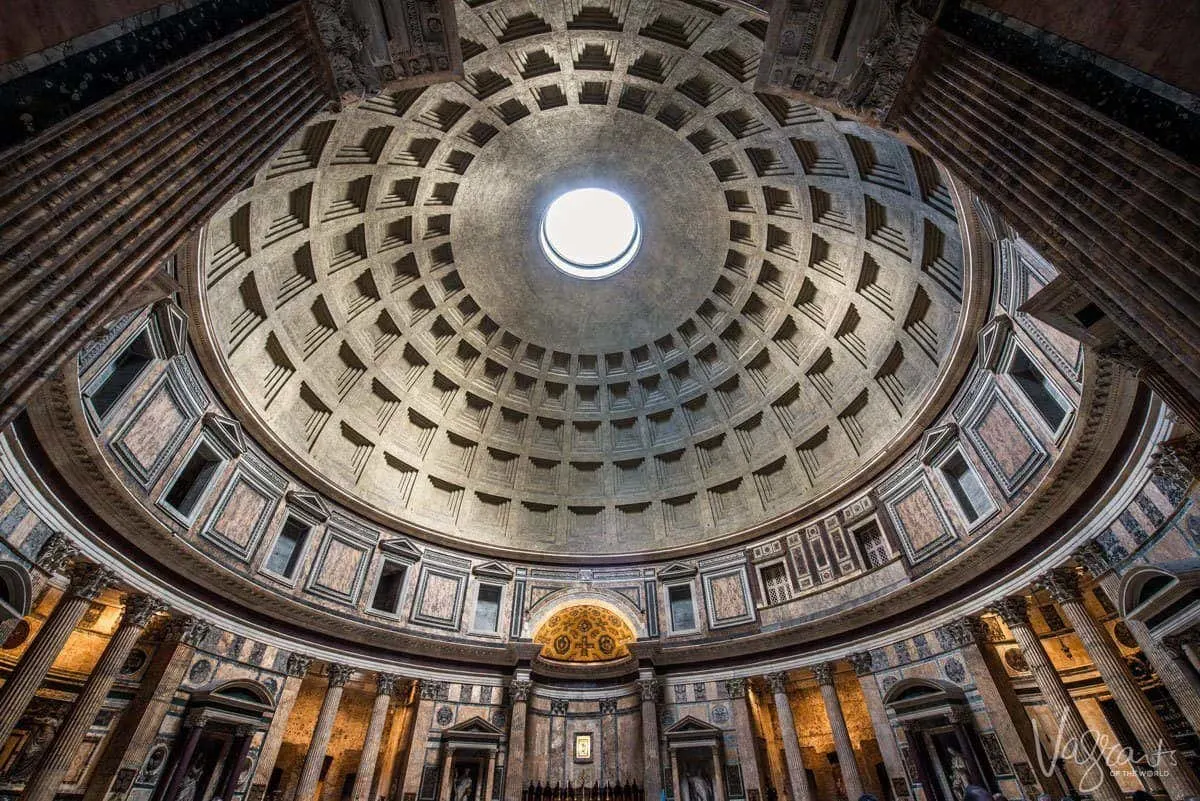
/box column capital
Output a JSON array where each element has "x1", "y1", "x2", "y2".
[
  {"x1": 942, "y1": 616, "x2": 990, "y2": 647},
  {"x1": 1073, "y1": 540, "x2": 1116, "y2": 578},
  {"x1": 1036, "y1": 566, "x2": 1083, "y2": 603},
  {"x1": 120, "y1": 593, "x2": 167, "y2": 628},
  {"x1": 1096, "y1": 334, "x2": 1154, "y2": 374},
  {"x1": 847, "y1": 652, "x2": 874, "y2": 676},
  {"x1": 990, "y1": 595, "x2": 1031, "y2": 628},
  {"x1": 36, "y1": 532, "x2": 78, "y2": 575},
  {"x1": 599, "y1": 697, "x2": 618, "y2": 715},
  {"x1": 509, "y1": 679, "x2": 532, "y2": 702},
  {"x1": 549, "y1": 698, "x2": 569, "y2": 715},
  {"x1": 376, "y1": 672, "x2": 402, "y2": 697},
  {"x1": 286, "y1": 652, "x2": 313, "y2": 677},
  {"x1": 765, "y1": 671, "x2": 790, "y2": 694},
  {"x1": 326, "y1": 663, "x2": 354, "y2": 687},
  {"x1": 813, "y1": 663, "x2": 836, "y2": 686},
  {"x1": 636, "y1": 677, "x2": 660, "y2": 702},
  {"x1": 162, "y1": 615, "x2": 212, "y2": 646},
  {"x1": 724, "y1": 677, "x2": 748, "y2": 698},
  {"x1": 235, "y1": 723, "x2": 255, "y2": 737},
  {"x1": 66, "y1": 562, "x2": 114, "y2": 601}
]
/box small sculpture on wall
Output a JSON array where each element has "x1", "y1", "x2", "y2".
[
  {"x1": 453, "y1": 767, "x2": 475, "y2": 801},
  {"x1": 684, "y1": 769, "x2": 714, "y2": 801}
]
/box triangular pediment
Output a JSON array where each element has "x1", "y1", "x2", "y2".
[
  {"x1": 665, "y1": 715, "x2": 721, "y2": 735},
  {"x1": 977, "y1": 315, "x2": 1013, "y2": 372},
  {"x1": 657, "y1": 562, "x2": 697, "y2": 579},
  {"x1": 379, "y1": 537, "x2": 423, "y2": 561},
  {"x1": 918, "y1": 423, "x2": 959, "y2": 465},
  {"x1": 286, "y1": 490, "x2": 331, "y2": 523},
  {"x1": 153, "y1": 299, "x2": 188, "y2": 357},
  {"x1": 473, "y1": 561, "x2": 514, "y2": 580},
  {"x1": 446, "y1": 715, "x2": 502, "y2": 735},
  {"x1": 203, "y1": 412, "x2": 245, "y2": 457}
]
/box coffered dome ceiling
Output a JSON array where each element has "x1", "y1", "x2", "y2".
[{"x1": 191, "y1": 0, "x2": 979, "y2": 557}]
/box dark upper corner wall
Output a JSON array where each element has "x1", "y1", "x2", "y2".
[
  {"x1": 0, "y1": 0, "x2": 170, "y2": 64},
  {"x1": 972, "y1": 0, "x2": 1200, "y2": 96}
]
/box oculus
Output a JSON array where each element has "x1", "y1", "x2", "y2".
[{"x1": 540, "y1": 188, "x2": 640, "y2": 279}]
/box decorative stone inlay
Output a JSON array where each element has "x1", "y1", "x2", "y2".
[
  {"x1": 420, "y1": 680, "x2": 449, "y2": 701},
  {"x1": 194, "y1": 0, "x2": 973, "y2": 558},
  {"x1": 1152, "y1": 434, "x2": 1200, "y2": 485},
  {"x1": 847, "y1": 651, "x2": 874, "y2": 676}
]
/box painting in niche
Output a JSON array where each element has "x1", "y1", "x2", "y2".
[
  {"x1": 574, "y1": 732, "x2": 593, "y2": 762},
  {"x1": 532, "y1": 604, "x2": 636, "y2": 662}
]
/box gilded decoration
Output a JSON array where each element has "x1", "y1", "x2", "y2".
[{"x1": 532, "y1": 605, "x2": 636, "y2": 663}]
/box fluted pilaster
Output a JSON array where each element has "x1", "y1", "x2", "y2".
[
  {"x1": 0, "y1": 562, "x2": 112, "y2": 746},
  {"x1": 293, "y1": 663, "x2": 353, "y2": 801},
  {"x1": 21, "y1": 593, "x2": 166, "y2": 801},
  {"x1": 351, "y1": 672, "x2": 400, "y2": 801},
  {"x1": 637, "y1": 677, "x2": 663, "y2": 798},
  {"x1": 1039, "y1": 567, "x2": 1200, "y2": 799},
  {"x1": 766, "y1": 672, "x2": 813, "y2": 801},
  {"x1": 504, "y1": 678, "x2": 532, "y2": 800},
  {"x1": 992, "y1": 595, "x2": 1124, "y2": 801}
]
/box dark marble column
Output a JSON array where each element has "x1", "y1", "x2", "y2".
[
  {"x1": 637, "y1": 678, "x2": 663, "y2": 799},
  {"x1": 504, "y1": 679, "x2": 532, "y2": 800}
]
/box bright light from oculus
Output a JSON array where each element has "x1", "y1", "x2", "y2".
[{"x1": 540, "y1": 188, "x2": 640, "y2": 279}]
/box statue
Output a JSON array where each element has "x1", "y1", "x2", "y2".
[
  {"x1": 684, "y1": 770, "x2": 714, "y2": 801},
  {"x1": 454, "y1": 767, "x2": 475, "y2": 801},
  {"x1": 175, "y1": 761, "x2": 205, "y2": 801},
  {"x1": 948, "y1": 748, "x2": 972, "y2": 801}
]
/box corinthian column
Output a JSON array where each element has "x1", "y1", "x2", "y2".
[
  {"x1": 251, "y1": 652, "x2": 311, "y2": 797},
  {"x1": 637, "y1": 677, "x2": 663, "y2": 798},
  {"x1": 992, "y1": 596, "x2": 1124, "y2": 801},
  {"x1": 22, "y1": 592, "x2": 167, "y2": 801},
  {"x1": 83, "y1": 615, "x2": 212, "y2": 801},
  {"x1": 503, "y1": 678, "x2": 532, "y2": 800},
  {"x1": 814, "y1": 663, "x2": 864, "y2": 800},
  {"x1": 293, "y1": 663, "x2": 353, "y2": 801},
  {"x1": 352, "y1": 672, "x2": 399, "y2": 801},
  {"x1": 1039, "y1": 566, "x2": 1200, "y2": 800},
  {"x1": 0, "y1": 562, "x2": 112, "y2": 745},
  {"x1": 846, "y1": 653, "x2": 907, "y2": 796},
  {"x1": 724, "y1": 678, "x2": 763, "y2": 796},
  {"x1": 1075, "y1": 540, "x2": 1200, "y2": 735},
  {"x1": 765, "y1": 672, "x2": 813, "y2": 801}
]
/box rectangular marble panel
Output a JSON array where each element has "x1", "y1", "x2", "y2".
[
  {"x1": 307, "y1": 533, "x2": 370, "y2": 602},
  {"x1": 200, "y1": 469, "x2": 279, "y2": 560},
  {"x1": 411, "y1": 565, "x2": 466, "y2": 629},
  {"x1": 110, "y1": 371, "x2": 198, "y2": 487},
  {"x1": 703, "y1": 566, "x2": 756, "y2": 628},
  {"x1": 963, "y1": 391, "x2": 1046, "y2": 496},
  {"x1": 885, "y1": 475, "x2": 958, "y2": 563}
]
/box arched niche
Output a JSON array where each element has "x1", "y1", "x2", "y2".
[
  {"x1": 532, "y1": 603, "x2": 637, "y2": 664},
  {"x1": 1119, "y1": 560, "x2": 1200, "y2": 636},
  {"x1": 523, "y1": 586, "x2": 648, "y2": 640},
  {"x1": 0, "y1": 561, "x2": 33, "y2": 623}
]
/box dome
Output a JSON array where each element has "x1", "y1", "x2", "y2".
[{"x1": 190, "y1": 0, "x2": 980, "y2": 558}]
